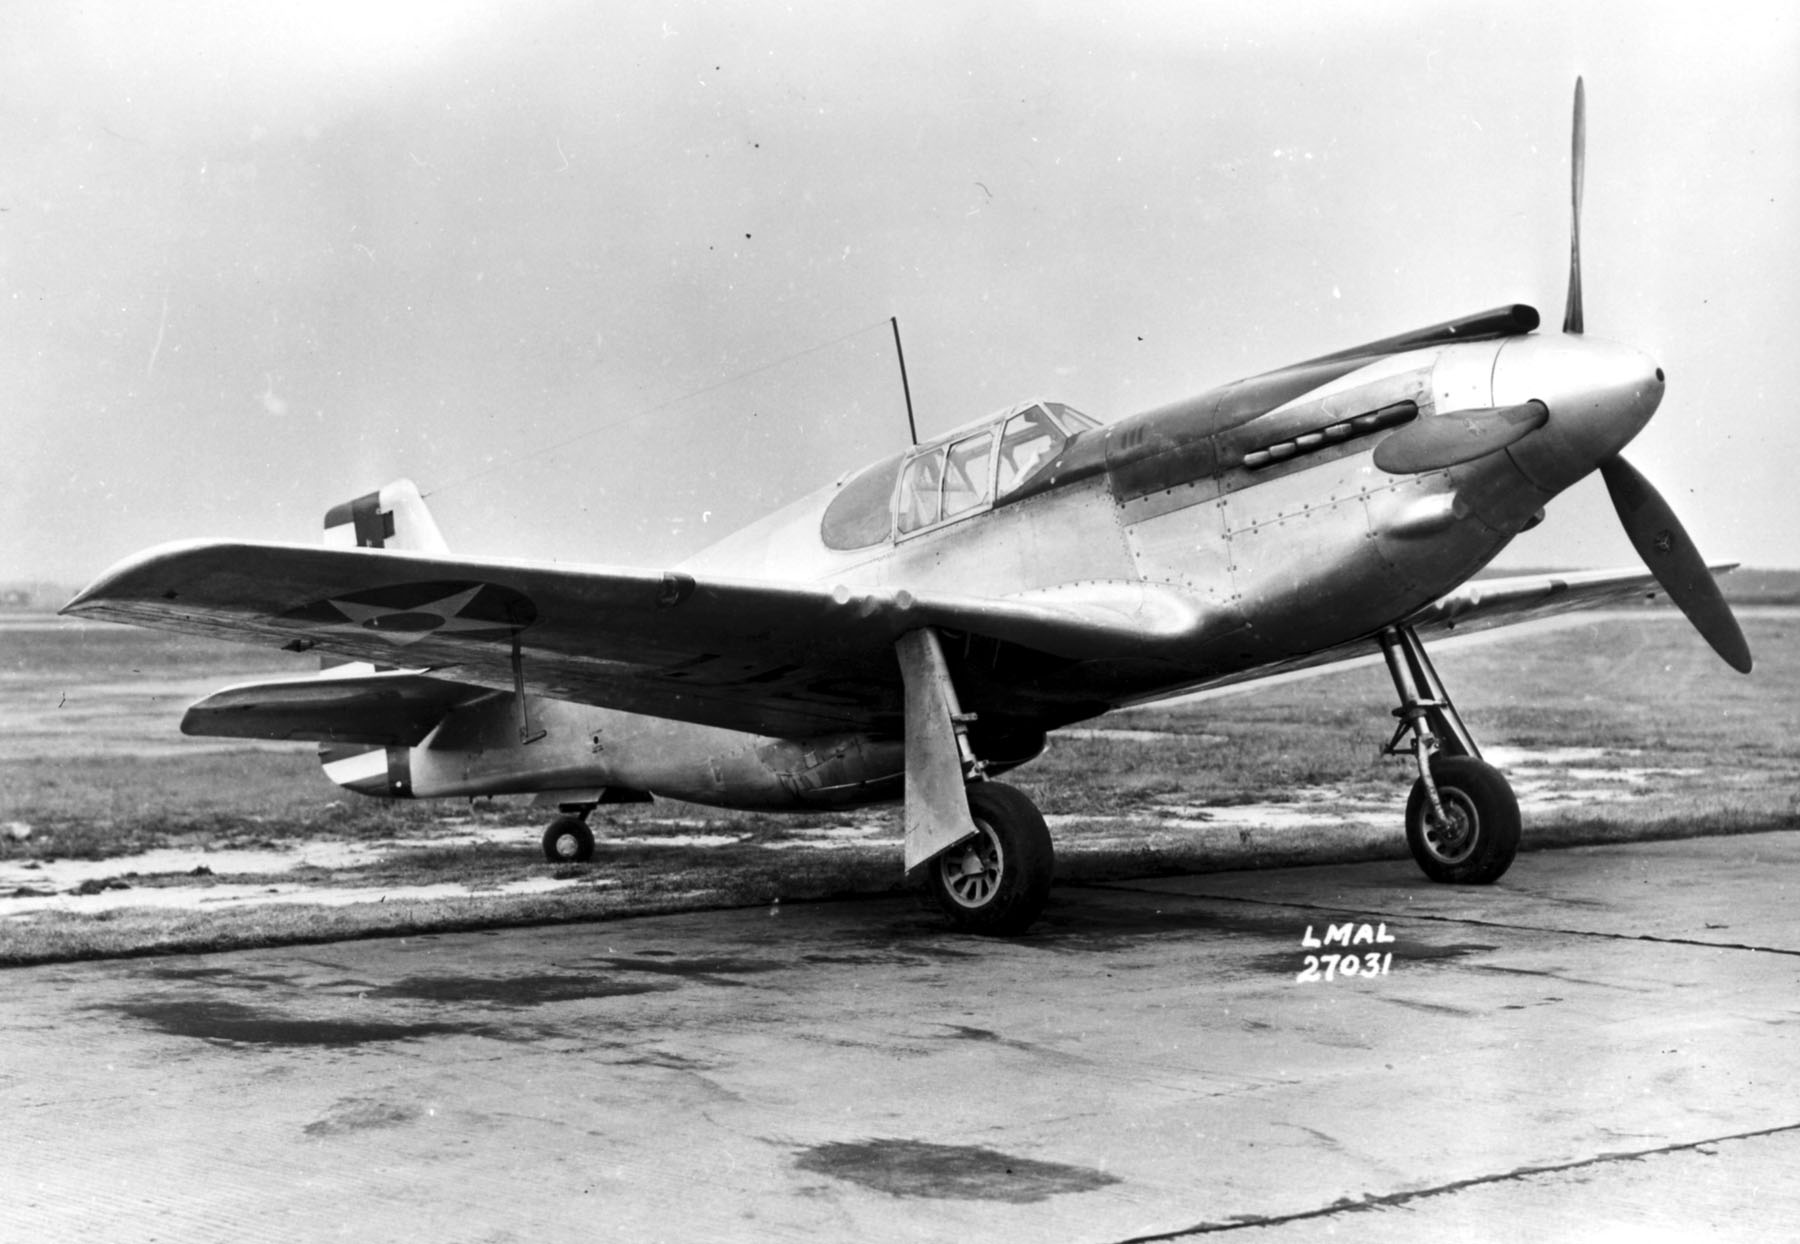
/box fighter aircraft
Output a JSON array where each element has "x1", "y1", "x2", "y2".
[{"x1": 64, "y1": 81, "x2": 1750, "y2": 934}]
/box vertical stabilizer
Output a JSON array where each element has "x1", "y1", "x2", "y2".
[
  {"x1": 322, "y1": 479, "x2": 448, "y2": 554},
  {"x1": 317, "y1": 479, "x2": 446, "y2": 794}
]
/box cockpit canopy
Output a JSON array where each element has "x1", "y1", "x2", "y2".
[{"x1": 820, "y1": 401, "x2": 1100, "y2": 551}]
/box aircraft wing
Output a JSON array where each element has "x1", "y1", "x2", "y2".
[
  {"x1": 1405, "y1": 566, "x2": 1693, "y2": 634},
  {"x1": 65, "y1": 542, "x2": 1718, "y2": 736},
  {"x1": 63, "y1": 540, "x2": 1208, "y2": 738},
  {"x1": 1138, "y1": 566, "x2": 1716, "y2": 704}
]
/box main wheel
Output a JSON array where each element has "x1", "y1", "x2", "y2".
[
  {"x1": 542, "y1": 816, "x2": 595, "y2": 863},
  {"x1": 1404, "y1": 756, "x2": 1520, "y2": 885},
  {"x1": 927, "y1": 782, "x2": 1054, "y2": 935}
]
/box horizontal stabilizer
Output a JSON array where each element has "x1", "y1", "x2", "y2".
[{"x1": 181, "y1": 669, "x2": 491, "y2": 745}]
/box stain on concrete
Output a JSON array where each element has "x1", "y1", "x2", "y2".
[
  {"x1": 930, "y1": 1024, "x2": 1053, "y2": 1057},
  {"x1": 104, "y1": 999, "x2": 483, "y2": 1047},
  {"x1": 1471, "y1": 963, "x2": 1629, "y2": 989},
  {"x1": 140, "y1": 966, "x2": 305, "y2": 990},
  {"x1": 1404, "y1": 940, "x2": 1499, "y2": 962},
  {"x1": 1287, "y1": 1124, "x2": 1344, "y2": 1150},
  {"x1": 793, "y1": 1138, "x2": 1120, "y2": 1203},
  {"x1": 1380, "y1": 996, "x2": 1480, "y2": 1018},
  {"x1": 779, "y1": 1025, "x2": 934, "y2": 1058},
  {"x1": 1036, "y1": 900, "x2": 1300, "y2": 949},
  {"x1": 140, "y1": 965, "x2": 239, "y2": 980},
  {"x1": 366, "y1": 974, "x2": 668, "y2": 1008},
  {"x1": 817, "y1": 928, "x2": 984, "y2": 964},
  {"x1": 304, "y1": 1096, "x2": 423, "y2": 1137},
  {"x1": 612, "y1": 1049, "x2": 717, "y2": 1073},
  {"x1": 585, "y1": 956, "x2": 785, "y2": 985}
]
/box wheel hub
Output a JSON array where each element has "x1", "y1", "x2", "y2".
[
  {"x1": 938, "y1": 823, "x2": 1003, "y2": 908},
  {"x1": 1423, "y1": 793, "x2": 1478, "y2": 864}
]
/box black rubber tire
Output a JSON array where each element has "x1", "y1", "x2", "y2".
[
  {"x1": 1404, "y1": 756, "x2": 1520, "y2": 885},
  {"x1": 542, "y1": 816, "x2": 595, "y2": 863},
  {"x1": 926, "y1": 782, "x2": 1054, "y2": 935}
]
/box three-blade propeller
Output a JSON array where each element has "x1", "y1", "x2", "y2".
[{"x1": 1378, "y1": 78, "x2": 1750, "y2": 672}]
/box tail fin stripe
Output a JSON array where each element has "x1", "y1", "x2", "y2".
[{"x1": 324, "y1": 491, "x2": 395, "y2": 548}]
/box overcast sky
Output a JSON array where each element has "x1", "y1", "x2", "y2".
[{"x1": 4, "y1": 0, "x2": 1795, "y2": 584}]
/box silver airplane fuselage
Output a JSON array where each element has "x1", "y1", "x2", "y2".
[{"x1": 371, "y1": 308, "x2": 1665, "y2": 813}]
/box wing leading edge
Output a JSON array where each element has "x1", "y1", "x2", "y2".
[
  {"x1": 66, "y1": 541, "x2": 1727, "y2": 737},
  {"x1": 1126, "y1": 565, "x2": 1734, "y2": 706},
  {"x1": 63, "y1": 539, "x2": 1214, "y2": 739}
]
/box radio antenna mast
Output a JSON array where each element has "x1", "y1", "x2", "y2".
[{"x1": 890, "y1": 316, "x2": 918, "y2": 447}]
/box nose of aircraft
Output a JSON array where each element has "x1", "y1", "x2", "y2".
[{"x1": 1491, "y1": 333, "x2": 1665, "y2": 495}]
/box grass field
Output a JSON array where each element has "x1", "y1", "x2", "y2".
[{"x1": 2, "y1": 606, "x2": 1796, "y2": 964}]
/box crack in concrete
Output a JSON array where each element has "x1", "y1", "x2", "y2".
[
  {"x1": 1095, "y1": 884, "x2": 1800, "y2": 958},
  {"x1": 1106, "y1": 1120, "x2": 1800, "y2": 1241}
]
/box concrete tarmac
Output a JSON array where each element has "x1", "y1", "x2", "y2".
[{"x1": 5, "y1": 832, "x2": 1798, "y2": 1243}]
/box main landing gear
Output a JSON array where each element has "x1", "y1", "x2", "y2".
[
  {"x1": 895, "y1": 627, "x2": 1056, "y2": 936},
  {"x1": 1379, "y1": 625, "x2": 1520, "y2": 885},
  {"x1": 926, "y1": 781, "x2": 1055, "y2": 936}
]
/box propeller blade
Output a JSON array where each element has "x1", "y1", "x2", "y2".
[
  {"x1": 1600, "y1": 456, "x2": 1752, "y2": 672},
  {"x1": 1372, "y1": 402, "x2": 1548, "y2": 474},
  {"x1": 1562, "y1": 77, "x2": 1586, "y2": 334}
]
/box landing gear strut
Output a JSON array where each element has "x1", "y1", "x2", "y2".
[
  {"x1": 895, "y1": 627, "x2": 1055, "y2": 935},
  {"x1": 1379, "y1": 626, "x2": 1520, "y2": 884}
]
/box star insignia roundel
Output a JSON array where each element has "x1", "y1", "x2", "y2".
[{"x1": 282, "y1": 581, "x2": 537, "y2": 647}]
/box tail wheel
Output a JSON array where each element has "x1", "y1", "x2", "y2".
[
  {"x1": 927, "y1": 781, "x2": 1053, "y2": 935},
  {"x1": 542, "y1": 816, "x2": 595, "y2": 863},
  {"x1": 1404, "y1": 756, "x2": 1520, "y2": 885}
]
